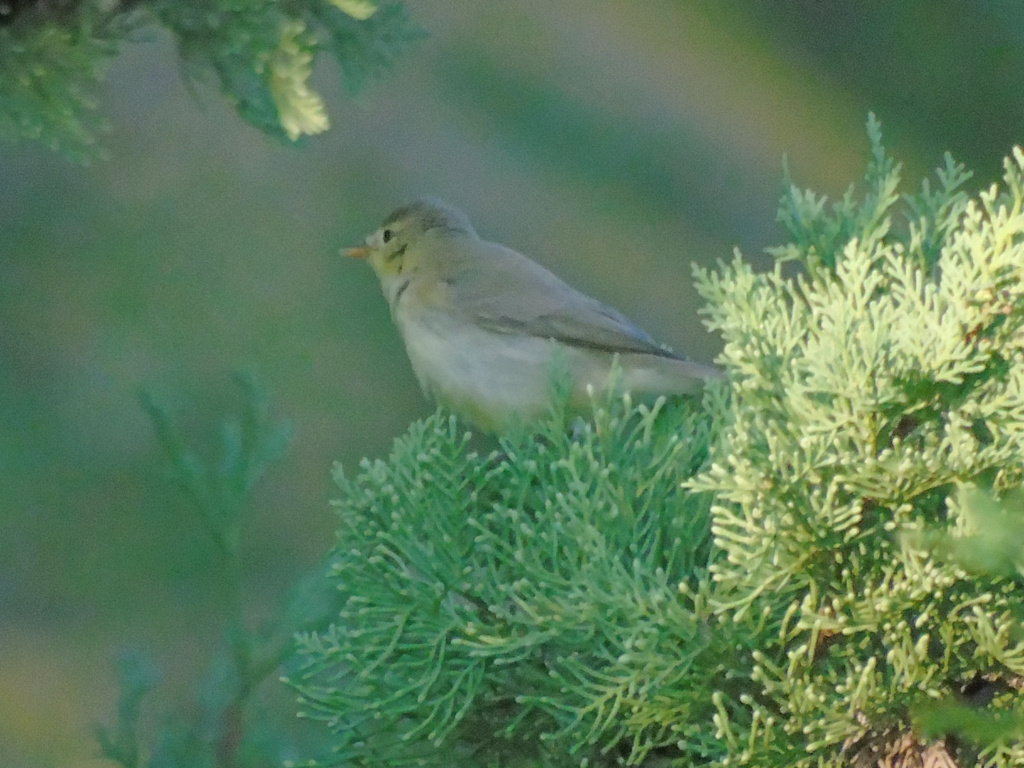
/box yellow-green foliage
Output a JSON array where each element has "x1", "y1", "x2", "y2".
[
  {"x1": 295, "y1": 120, "x2": 1024, "y2": 767},
  {"x1": 691, "y1": 116, "x2": 1024, "y2": 767}
]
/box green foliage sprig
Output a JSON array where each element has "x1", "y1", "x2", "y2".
[
  {"x1": 293, "y1": 393, "x2": 718, "y2": 766},
  {"x1": 97, "y1": 374, "x2": 342, "y2": 768},
  {"x1": 0, "y1": 1, "x2": 126, "y2": 162},
  {"x1": 0, "y1": 0, "x2": 423, "y2": 161},
  {"x1": 140, "y1": 372, "x2": 292, "y2": 562}
]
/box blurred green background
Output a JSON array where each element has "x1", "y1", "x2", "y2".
[{"x1": 2, "y1": 1, "x2": 1023, "y2": 765}]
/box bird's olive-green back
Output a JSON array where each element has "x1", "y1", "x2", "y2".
[{"x1": 413, "y1": 232, "x2": 685, "y2": 359}]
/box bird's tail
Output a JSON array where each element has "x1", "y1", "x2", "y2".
[{"x1": 622, "y1": 354, "x2": 723, "y2": 396}]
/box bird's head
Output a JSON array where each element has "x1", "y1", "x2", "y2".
[{"x1": 345, "y1": 199, "x2": 476, "y2": 280}]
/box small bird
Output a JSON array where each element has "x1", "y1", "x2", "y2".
[{"x1": 347, "y1": 199, "x2": 721, "y2": 432}]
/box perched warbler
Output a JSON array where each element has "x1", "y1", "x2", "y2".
[{"x1": 347, "y1": 199, "x2": 721, "y2": 432}]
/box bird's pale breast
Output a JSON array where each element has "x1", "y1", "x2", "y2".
[{"x1": 395, "y1": 304, "x2": 563, "y2": 430}]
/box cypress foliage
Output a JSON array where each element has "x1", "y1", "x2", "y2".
[
  {"x1": 294, "y1": 120, "x2": 1024, "y2": 767},
  {"x1": 295, "y1": 394, "x2": 717, "y2": 766},
  {"x1": 0, "y1": 0, "x2": 422, "y2": 161}
]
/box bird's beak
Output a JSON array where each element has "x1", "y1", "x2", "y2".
[{"x1": 345, "y1": 246, "x2": 371, "y2": 259}]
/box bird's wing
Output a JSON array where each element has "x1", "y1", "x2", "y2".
[{"x1": 443, "y1": 239, "x2": 684, "y2": 359}]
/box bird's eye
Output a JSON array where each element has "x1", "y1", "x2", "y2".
[{"x1": 382, "y1": 228, "x2": 393, "y2": 244}]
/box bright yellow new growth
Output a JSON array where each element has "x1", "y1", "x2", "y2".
[
  {"x1": 328, "y1": 0, "x2": 378, "y2": 20},
  {"x1": 269, "y1": 21, "x2": 329, "y2": 141}
]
